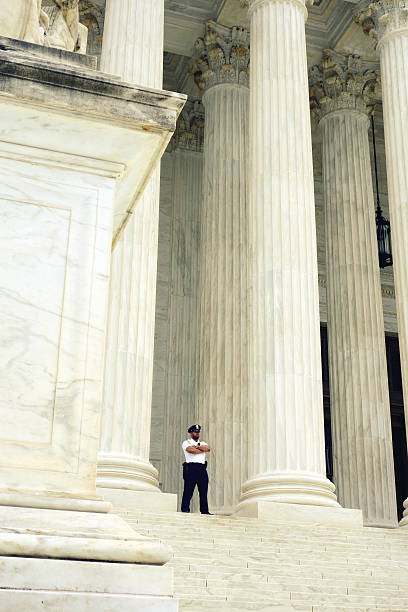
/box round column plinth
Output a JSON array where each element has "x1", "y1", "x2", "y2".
[{"x1": 238, "y1": 473, "x2": 338, "y2": 509}]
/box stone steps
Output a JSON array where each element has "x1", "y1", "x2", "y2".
[
  {"x1": 175, "y1": 572, "x2": 408, "y2": 590},
  {"x1": 175, "y1": 577, "x2": 408, "y2": 596},
  {"x1": 175, "y1": 582, "x2": 408, "y2": 604},
  {"x1": 134, "y1": 527, "x2": 407, "y2": 547},
  {"x1": 116, "y1": 508, "x2": 408, "y2": 611}
]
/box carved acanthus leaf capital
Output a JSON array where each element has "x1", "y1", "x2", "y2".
[
  {"x1": 354, "y1": 0, "x2": 408, "y2": 46},
  {"x1": 174, "y1": 101, "x2": 205, "y2": 152},
  {"x1": 309, "y1": 49, "x2": 378, "y2": 120},
  {"x1": 191, "y1": 21, "x2": 250, "y2": 90}
]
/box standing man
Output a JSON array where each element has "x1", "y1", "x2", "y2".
[{"x1": 181, "y1": 425, "x2": 211, "y2": 514}]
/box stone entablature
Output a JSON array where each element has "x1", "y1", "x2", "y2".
[
  {"x1": 192, "y1": 20, "x2": 250, "y2": 91},
  {"x1": 309, "y1": 49, "x2": 378, "y2": 118}
]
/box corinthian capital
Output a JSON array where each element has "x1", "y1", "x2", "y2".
[
  {"x1": 192, "y1": 21, "x2": 250, "y2": 90},
  {"x1": 174, "y1": 101, "x2": 205, "y2": 152},
  {"x1": 355, "y1": 0, "x2": 408, "y2": 46},
  {"x1": 309, "y1": 49, "x2": 378, "y2": 119}
]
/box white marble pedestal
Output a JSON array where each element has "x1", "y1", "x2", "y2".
[{"x1": 0, "y1": 41, "x2": 184, "y2": 610}]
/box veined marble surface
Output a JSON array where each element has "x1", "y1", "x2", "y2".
[
  {"x1": 0, "y1": 150, "x2": 114, "y2": 499},
  {"x1": 0, "y1": 197, "x2": 70, "y2": 445}
]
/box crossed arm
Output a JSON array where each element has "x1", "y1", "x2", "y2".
[{"x1": 185, "y1": 444, "x2": 211, "y2": 454}]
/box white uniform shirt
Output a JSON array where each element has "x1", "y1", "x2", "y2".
[{"x1": 182, "y1": 438, "x2": 207, "y2": 464}]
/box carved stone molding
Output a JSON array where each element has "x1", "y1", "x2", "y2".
[
  {"x1": 309, "y1": 49, "x2": 378, "y2": 119},
  {"x1": 174, "y1": 100, "x2": 204, "y2": 152},
  {"x1": 192, "y1": 20, "x2": 250, "y2": 91},
  {"x1": 355, "y1": 0, "x2": 408, "y2": 47}
]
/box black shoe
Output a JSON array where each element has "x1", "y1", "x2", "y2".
[{"x1": 201, "y1": 512, "x2": 213, "y2": 515}]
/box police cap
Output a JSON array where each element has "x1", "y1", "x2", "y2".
[{"x1": 188, "y1": 424, "x2": 201, "y2": 433}]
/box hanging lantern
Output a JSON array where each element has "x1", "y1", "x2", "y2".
[
  {"x1": 371, "y1": 114, "x2": 393, "y2": 269},
  {"x1": 376, "y1": 204, "x2": 393, "y2": 268}
]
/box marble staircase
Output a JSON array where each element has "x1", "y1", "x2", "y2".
[{"x1": 116, "y1": 507, "x2": 408, "y2": 611}]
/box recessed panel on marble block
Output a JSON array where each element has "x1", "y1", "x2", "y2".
[
  {"x1": 0, "y1": 197, "x2": 70, "y2": 445},
  {"x1": 0, "y1": 153, "x2": 113, "y2": 493}
]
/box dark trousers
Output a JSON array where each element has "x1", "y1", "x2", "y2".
[{"x1": 181, "y1": 462, "x2": 209, "y2": 514}]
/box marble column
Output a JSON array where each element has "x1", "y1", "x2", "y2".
[
  {"x1": 97, "y1": 0, "x2": 172, "y2": 505},
  {"x1": 238, "y1": 0, "x2": 340, "y2": 516},
  {"x1": 193, "y1": 22, "x2": 250, "y2": 513},
  {"x1": 356, "y1": 0, "x2": 408, "y2": 526},
  {"x1": 161, "y1": 102, "x2": 204, "y2": 501},
  {"x1": 100, "y1": 0, "x2": 163, "y2": 85},
  {"x1": 310, "y1": 50, "x2": 397, "y2": 527}
]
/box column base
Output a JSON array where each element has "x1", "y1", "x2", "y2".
[
  {"x1": 0, "y1": 557, "x2": 177, "y2": 612},
  {"x1": 239, "y1": 473, "x2": 340, "y2": 508},
  {"x1": 98, "y1": 487, "x2": 178, "y2": 513},
  {"x1": 97, "y1": 455, "x2": 161, "y2": 492},
  {"x1": 235, "y1": 500, "x2": 363, "y2": 527}
]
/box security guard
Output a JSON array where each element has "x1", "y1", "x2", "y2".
[{"x1": 181, "y1": 425, "x2": 211, "y2": 514}]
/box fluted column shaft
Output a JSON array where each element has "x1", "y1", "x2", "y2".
[
  {"x1": 373, "y1": 2, "x2": 408, "y2": 526},
  {"x1": 239, "y1": 0, "x2": 338, "y2": 509},
  {"x1": 321, "y1": 102, "x2": 397, "y2": 527},
  {"x1": 198, "y1": 82, "x2": 249, "y2": 513},
  {"x1": 162, "y1": 146, "x2": 203, "y2": 500},
  {"x1": 101, "y1": 0, "x2": 163, "y2": 86},
  {"x1": 97, "y1": 0, "x2": 164, "y2": 492}
]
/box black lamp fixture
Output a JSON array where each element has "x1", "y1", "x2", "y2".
[{"x1": 371, "y1": 114, "x2": 393, "y2": 268}]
